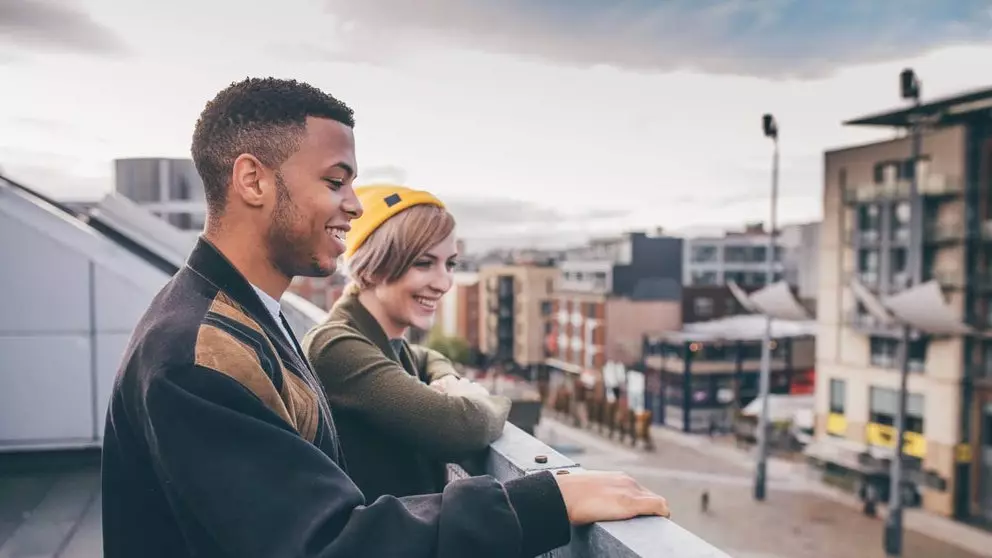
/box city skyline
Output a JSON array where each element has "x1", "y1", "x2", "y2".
[{"x1": 3, "y1": 0, "x2": 992, "y2": 241}]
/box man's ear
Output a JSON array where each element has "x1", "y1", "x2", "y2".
[{"x1": 230, "y1": 154, "x2": 267, "y2": 208}]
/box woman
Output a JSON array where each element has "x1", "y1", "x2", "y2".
[{"x1": 303, "y1": 184, "x2": 512, "y2": 502}]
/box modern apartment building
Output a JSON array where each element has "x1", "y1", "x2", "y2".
[
  {"x1": 477, "y1": 264, "x2": 559, "y2": 375},
  {"x1": 811, "y1": 85, "x2": 992, "y2": 522},
  {"x1": 683, "y1": 224, "x2": 785, "y2": 287},
  {"x1": 684, "y1": 222, "x2": 820, "y2": 310},
  {"x1": 114, "y1": 158, "x2": 206, "y2": 234},
  {"x1": 545, "y1": 232, "x2": 684, "y2": 377},
  {"x1": 642, "y1": 316, "x2": 816, "y2": 432}
]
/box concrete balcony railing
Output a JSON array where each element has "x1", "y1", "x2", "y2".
[
  {"x1": 842, "y1": 174, "x2": 963, "y2": 204},
  {"x1": 448, "y1": 423, "x2": 730, "y2": 558}
]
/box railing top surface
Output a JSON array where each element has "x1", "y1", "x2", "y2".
[{"x1": 482, "y1": 423, "x2": 731, "y2": 558}]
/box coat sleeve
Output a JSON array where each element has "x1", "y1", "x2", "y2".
[
  {"x1": 308, "y1": 329, "x2": 512, "y2": 458},
  {"x1": 141, "y1": 364, "x2": 569, "y2": 558},
  {"x1": 407, "y1": 343, "x2": 461, "y2": 383}
]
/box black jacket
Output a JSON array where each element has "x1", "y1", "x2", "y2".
[{"x1": 100, "y1": 237, "x2": 571, "y2": 558}]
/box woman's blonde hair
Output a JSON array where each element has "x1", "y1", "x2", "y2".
[{"x1": 346, "y1": 204, "x2": 456, "y2": 291}]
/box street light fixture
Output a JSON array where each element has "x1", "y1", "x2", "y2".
[
  {"x1": 754, "y1": 113, "x2": 780, "y2": 502},
  {"x1": 884, "y1": 68, "x2": 923, "y2": 557}
]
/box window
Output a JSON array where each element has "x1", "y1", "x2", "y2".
[
  {"x1": 829, "y1": 379, "x2": 845, "y2": 414},
  {"x1": 891, "y1": 248, "x2": 908, "y2": 287},
  {"x1": 694, "y1": 297, "x2": 714, "y2": 317},
  {"x1": 858, "y1": 249, "x2": 880, "y2": 284},
  {"x1": 858, "y1": 204, "x2": 880, "y2": 229},
  {"x1": 540, "y1": 301, "x2": 552, "y2": 316},
  {"x1": 869, "y1": 336, "x2": 927, "y2": 372},
  {"x1": 691, "y1": 245, "x2": 718, "y2": 263},
  {"x1": 869, "y1": 336, "x2": 898, "y2": 368},
  {"x1": 869, "y1": 387, "x2": 924, "y2": 434},
  {"x1": 691, "y1": 271, "x2": 718, "y2": 285}
]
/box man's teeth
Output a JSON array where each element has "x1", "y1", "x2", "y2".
[
  {"x1": 326, "y1": 228, "x2": 345, "y2": 241},
  {"x1": 414, "y1": 296, "x2": 437, "y2": 309}
]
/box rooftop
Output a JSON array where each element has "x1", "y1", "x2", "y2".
[
  {"x1": 0, "y1": 171, "x2": 730, "y2": 557},
  {"x1": 845, "y1": 84, "x2": 992, "y2": 128},
  {"x1": 649, "y1": 314, "x2": 818, "y2": 344}
]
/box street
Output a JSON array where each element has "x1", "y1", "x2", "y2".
[{"x1": 537, "y1": 418, "x2": 987, "y2": 558}]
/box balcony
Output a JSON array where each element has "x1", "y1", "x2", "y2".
[
  {"x1": 846, "y1": 310, "x2": 900, "y2": 336},
  {"x1": 842, "y1": 174, "x2": 963, "y2": 205},
  {"x1": 448, "y1": 424, "x2": 730, "y2": 557},
  {"x1": 924, "y1": 222, "x2": 967, "y2": 244},
  {"x1": 846, "y1": 228, "x2": 881, "y2": 245},
  {"x1": 0, "y1": 176, "x2": 732, "y2": 557}
]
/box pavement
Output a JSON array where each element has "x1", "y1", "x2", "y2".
[
  {"x1": 0, "y1": 450, "x2": 101, "y2": 558},
  {"x1": 538, "y1": 415, "x2": 992, "y2": 558}
]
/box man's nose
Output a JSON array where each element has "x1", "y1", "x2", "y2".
[{"x1": 342, "y1": 186, "x2": 363, "y2": 219}]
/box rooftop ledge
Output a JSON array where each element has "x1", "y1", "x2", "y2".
[{"x1": 449, "y1": 423, "x2": 731, "y2": 558}]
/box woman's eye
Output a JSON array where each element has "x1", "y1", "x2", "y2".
[
  {"x1": 446, "y1": 260, "x2": 458, "y2": 270},
  {"x1": 325, "y1": 179, "x2": 344, "y2": 190}
]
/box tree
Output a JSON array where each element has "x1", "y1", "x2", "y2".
[{"x1": 427, "y1": 333, "x2": 472, "y2": 365}]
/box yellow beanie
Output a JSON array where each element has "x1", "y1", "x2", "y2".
[{"x1": 344, "y1": 184, "x2": 445, "y2": 260}]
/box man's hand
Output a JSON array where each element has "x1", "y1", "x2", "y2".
[{"x1": 554, "y1": 470, "x2": 670, "y2": 525}]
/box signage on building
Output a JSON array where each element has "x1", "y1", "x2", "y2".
[{"x1": 866, "y1": 422, "x2": 926, "y2": 459}]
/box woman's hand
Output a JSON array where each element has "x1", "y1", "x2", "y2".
[{"x1": 430, "y1": 376, "x2": 490, "y2": 398}]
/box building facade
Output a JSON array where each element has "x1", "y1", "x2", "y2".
[
  {"x1": 546, "y1": 232, "x2": 683, "y2": 372},
  {"x1": 114, "y1": 158, "x2": 206, "y2": 235},
  {"x1": 813, "y1": 85, "x2": 992, "y2": 523},
  {"x1": 682, "y1": 224, "x2": 785, "y2": 288},
  {"x1": 477, "y1": 264, "x2": 559, "y2": 374},
  {"x1": 642, "y1": 316, "x2": 816, "y2": 432}
]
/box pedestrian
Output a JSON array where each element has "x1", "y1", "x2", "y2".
[
  {"x1": 303, "y1": 185, "x2": 512, "y2": 502},
  {"x1": 100, "y1": 77, "x2": 671, "y2": 558}
]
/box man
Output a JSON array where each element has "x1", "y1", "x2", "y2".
[{"x1": 101, "y1": 77, "x2": 669, "y2": 558}]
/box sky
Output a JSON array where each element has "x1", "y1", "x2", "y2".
[{"x1": 2, "y1": 0, "x2": 992, "y2": 248}]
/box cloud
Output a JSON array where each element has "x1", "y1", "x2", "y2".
[
  {"x1": 0, "y1": 0, "x2": 128, "y2": 55},
  {"x1": 323, "y1": 0, "x2": 992, "y2": 79}
]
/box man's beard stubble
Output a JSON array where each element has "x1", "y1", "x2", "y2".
[{"x1": 267, "y1": 173, "x2": 332, "y2": 279}]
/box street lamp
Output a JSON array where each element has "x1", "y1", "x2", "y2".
[
  {"x1": 884, "y1": 68, "x2": 923, "y2": 558},
  {"x1": 754, "y1": 113, "x2": 780, "y2": 502}
]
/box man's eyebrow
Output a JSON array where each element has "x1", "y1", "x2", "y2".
[{"x1": 325, "y1": 162, "x2": 356, "y2": 179}]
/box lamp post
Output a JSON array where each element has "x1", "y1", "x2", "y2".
[
  {"x1": 884, "y1": 68, "x2": 923, "y2": 557},
  {"x1": 754, "y1": 113, "x2": 779, "y2": 501}
]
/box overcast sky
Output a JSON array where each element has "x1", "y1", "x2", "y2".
[{"x1": 2, "y1": 0, "x2": 992, "y2": 246}]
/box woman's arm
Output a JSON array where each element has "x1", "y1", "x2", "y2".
[
  {"x1": 407, "y1": 344, "x2": 461, "y2": 383},
  {"x1": 307, "y1": 327, "x2": 511, "y2": 460}
]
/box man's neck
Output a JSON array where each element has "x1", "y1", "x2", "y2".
[
  {"x1": 203, "y1": 230, "x2": 289, "y2": 301},
  {"x1": 357, "y1": 290, "x2": 407, "y2": 340}
]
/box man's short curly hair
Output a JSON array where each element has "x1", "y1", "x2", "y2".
[{"x1": 191, "y1": 77, "x2": 355, "y2": 215}]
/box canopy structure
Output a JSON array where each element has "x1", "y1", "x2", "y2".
[
  {"x1": 728, "y1": 279, "x2": 811, "y2": 321},
  {"x1": 849, "y1": 278, "x2": 972, "y2": 336}
]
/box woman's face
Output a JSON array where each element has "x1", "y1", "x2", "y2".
[{"x1": 373, "y1": 232, "x2": 458, "y2": 335}]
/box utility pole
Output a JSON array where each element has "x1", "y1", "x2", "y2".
[
  {"x1": 884, "y1": 68, "x2": 923, "y2": 558},
  {"x1": 754, "y1": 113, "x2": 779, "y2": 501}
]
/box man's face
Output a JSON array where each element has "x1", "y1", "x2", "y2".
[{"x1": 266, "y1": 117, "x2": 360, "y2": 279}]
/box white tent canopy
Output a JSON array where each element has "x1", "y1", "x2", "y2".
[{"x1": 849, "y1": 278, "x2": 971, "y2": 335}]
